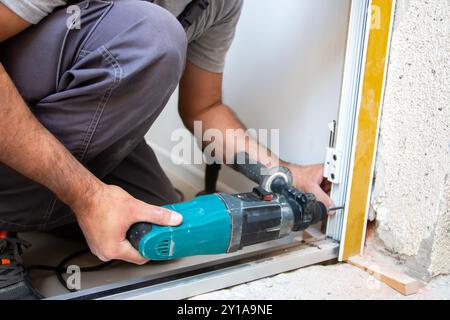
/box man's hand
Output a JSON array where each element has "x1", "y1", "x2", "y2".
[
  {"x1": 286, "y1": 164, "x2": 335, "y2": 211},
  {"x1": 71, "y1": 184, "x2": 183, "y2": 265}
]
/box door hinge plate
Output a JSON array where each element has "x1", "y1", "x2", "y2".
[{"x1": 324, "y1": 147, "x2": 343, "y2": 184}]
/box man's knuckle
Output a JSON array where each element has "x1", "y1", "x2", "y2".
[
  {"x1": 98, "y1": 256, "x2": 110, "y2": 262},
  {"x1": 137, "y1": 259, "x2": 148, "y2": 266},
  {"x1": 92, "y1": 250, "x2": 104, "y2": 260},
  {"x1": 95, "y1": 252, "x2": 110, "y2": 262},
  {"x1": 127, "y1": 199, "x2": 139, "y2": 214},
  {"x1": 103, "y1": 248, "x2": 117, "y2": 260}
]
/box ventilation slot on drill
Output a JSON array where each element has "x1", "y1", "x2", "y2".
[{"x1": 156, "y1": 239, "x2": 171, "y2": 256}]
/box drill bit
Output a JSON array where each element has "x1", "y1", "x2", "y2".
[{"x1": 328, "y1": 206, "x2": 345, "y2": 212}]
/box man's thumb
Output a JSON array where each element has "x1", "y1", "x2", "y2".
[{"x1": 134, "y1": 202, "x2": 183, "y2": 227}]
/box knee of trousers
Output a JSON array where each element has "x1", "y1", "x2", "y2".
[
  {"x1": 96, "y1": 0, "x2": 188, "y2": 122},
  {"x1": 75, "y1": 1, "x2": 188, "y2": 163}
]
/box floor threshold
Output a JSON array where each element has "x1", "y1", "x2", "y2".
[{"x1": 49, "y1": 238, "x2": 339, "y2": 300}]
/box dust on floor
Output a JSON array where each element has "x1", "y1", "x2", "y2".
[{"x1": 191, "y1": 263, "x2": 450, "y2": 300}]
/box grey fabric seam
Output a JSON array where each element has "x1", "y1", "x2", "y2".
[
  {"x1": 0, "y1": 218, "x2": 44, "y2": 230},
  {"x1": 0, "y1": 211, "x2": 73, "y2": 230},
  {"x1": 72, "y1": 0, "x2": 113, "y2": 64},
  {"x1": 78, "y1": 45, "x2": 123, "y2": 163},
  {"x1": 41, "y1": 197, "x2": 57, "y2": 231}
]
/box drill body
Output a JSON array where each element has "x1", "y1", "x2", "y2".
[
  {"x1": 127, "y1": 153, "x2": 329, "y2": 261},
  {"x1": 128, "y1": 182, "x2": 328, "y2": 261}
]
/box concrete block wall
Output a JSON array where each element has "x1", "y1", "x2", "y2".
[{"x1": 371, "y1": 0, "x2": 450, "y2": 280}]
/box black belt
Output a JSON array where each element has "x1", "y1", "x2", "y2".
[{"x1": 176, "y1": 0, "x2": 210, "y2": 29}]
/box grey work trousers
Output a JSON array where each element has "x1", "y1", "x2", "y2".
[{"x1": 0, "y1": 0, "x2": 187, "y2": 232}]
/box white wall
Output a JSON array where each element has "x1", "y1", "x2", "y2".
[{"x1": 147, "y1": 0, "x2": 350, "y2": 192}]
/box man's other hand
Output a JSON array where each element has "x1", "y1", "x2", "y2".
[
  {"x1": 287, "y1": 164, "x2": 335, "y2": 213},
  {"x1": 72, "y1": 184, "x2": 183, "y2": 265}
]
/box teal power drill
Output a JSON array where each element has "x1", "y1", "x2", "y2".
[{"x1": 127, "y1": 154, "x2": 329, "y2": 261}]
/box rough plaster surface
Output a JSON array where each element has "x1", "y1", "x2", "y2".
[
  {"x1": 430, "y1": 175, "x2": 450, "y2": 276},
  {"x1": 371, "y1": 0, "x2": 450, "y2": 278}
]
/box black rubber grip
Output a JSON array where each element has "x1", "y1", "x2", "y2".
[
  {"x1": 127, "y1": 223, "x2": 153, "y2": 250},
  {"x1": 231, "y1": 152, "x2": 267, "y2": 186},
  {"x1": 308, "y1": 202, "x2": 328, "y2": 225}
]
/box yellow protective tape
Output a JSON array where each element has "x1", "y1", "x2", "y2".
[{"x1": 342, "y1": 0, "x2": 395, "y2": 260}]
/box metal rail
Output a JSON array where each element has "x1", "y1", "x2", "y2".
[
  {"x1": 105, "y1": 239, "x2": 339, "y2": 300},
  {"x1": 49, "y1": 234, "x2": 338, "y2": 300}
]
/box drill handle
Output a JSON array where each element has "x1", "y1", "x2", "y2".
[
  {"x1": 231, "y1": 152, "x2": 293, "y2": 192},
  {"x1": 127, "y1": 223, "x2": 153, "y2": 251},
  {"x1": 231, "y1": 152, "x2": 267, "y2": 186}
]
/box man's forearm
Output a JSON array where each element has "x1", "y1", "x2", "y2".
[
  {"x1": 0, "y1": 3, "x2": 31, "y2": 42},
  {"x1": 0, "y1": 64, "x2": 101, "y2": 211},
  {"x1": 184, "y1": 103, "x2": 286, "y2": 169}
]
